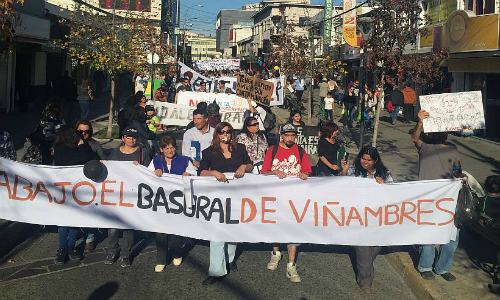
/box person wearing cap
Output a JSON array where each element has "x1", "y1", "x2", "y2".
[
  {"x1": 261, "y1": 123, "x2": 312, "y2": 283},
  {"x1": 145, "y1": 105, "x2": 160, "y2": 133},
  {"x1": 104, "y1": 126, "x2": 151, "y2": 268},
  {"x1": 214, "y1": 80, "x2": 234, "y2": 94}
]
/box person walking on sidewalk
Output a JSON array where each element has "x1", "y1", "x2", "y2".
[
  {"x1": 342, "y1": 86, "x2": 357, "y2": 128},
  {"x1": 77, "y1": 79, "x2": 92, "y2": 120},
  {"x1": 340, "y1": 146, "x2": 394, "y2": 294},
  {"x1": 261, "y1": 123, "x2": 312, "y2": 283},
  {"x1": 105, "y1": 127, "x2": 151, "y2": 268},
  {"x1": 389, "y1": 86, "x2": 404, "y2": 125},
  {"x1": 411, "y1": 109, "x2": 465, "y2": 282},
  {"x1": 53, "y1": 125, "x2": 94, "y2": 265},
  {"x1": 402, "y1": 83, "x2": 416, "y2": 123}
]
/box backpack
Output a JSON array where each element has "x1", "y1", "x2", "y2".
[
  {"x1": 262, "y1": 107, "x2": 276, "y2": 132},
  {"x1": 271, "y1": 144, "x2": 305, "y2": 163},
  {"x1": 21, "y1": 144, "x2": 42, "y2": 164}
]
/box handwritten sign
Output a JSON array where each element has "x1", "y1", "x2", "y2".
[
  {"x1": 236, "y1": 74, "x2": 274, "y2": 107},
  {"x1": 419, "y1": 91, "x2": 486, "y2": 133}
]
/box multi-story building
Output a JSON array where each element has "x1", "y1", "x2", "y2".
[
  {"x1": 216, "y1": 9, "x2": 255, "y2": 53},
  {"x1": 186, "y1": 36, "x2": 218, "y2": 61},
  {"x1": 418, "y1": 0, "x2": 500, "y2": 137}
]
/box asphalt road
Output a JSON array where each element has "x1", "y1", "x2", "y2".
[{"x1": 0, "y1": 230, "x2": 417, "y2": 300}]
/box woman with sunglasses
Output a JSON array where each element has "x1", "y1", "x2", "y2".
[
  {"x1": 237, "y1": 117, "x2": 268, "y2": 174},
  {"x1": 76, "y1": 120, "x2": 104, "y2": 160},
  {"x1": 342, "y1": 86, "x2": 358, "y2": 128},
  {"x1": 198, "y1": 122, "x2": 253, "y2": 285}
]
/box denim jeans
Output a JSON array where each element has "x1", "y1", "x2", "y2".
[
  {"x1": 390, "y1": 106, "x2": 400, "y2": 123},
  {"x1": 209, "y1": 241, "x2": 237, "y2": 277},
  {"x1": 79, "y1": 100, "x2": 91, "y2": 120},
  {"x1": 343, "y1": 104, "x2": 355, "y2": 127},
  {"x1": 417, "y1": 230, "x2": 460, "y2": 274},
  {"x1": 58, "y1": 226, "x2": 78, "y2": 249}
]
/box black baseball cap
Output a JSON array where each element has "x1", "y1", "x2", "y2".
[
  {"x1": 122, "y1": 127, "x2": 138, "y2": 138},
  {"x1": 145, "y1": 105, "x2": 155, "y2": 112}
]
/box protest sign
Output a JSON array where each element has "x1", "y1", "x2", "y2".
[
  {"x1": 211, "y1": 76, "x2": 237, "y2": 93},
  {"x1": 0, "y1": 158, "x2": 460, "y2": 246},
  {"x1": 419, "y1": 91, "x2": 486, "y2": 133},
  {"x1": 194, "y1": 59, "x2": 240, "y2": 71},
  {"x1": 178, "y1": 61, "x2": 212, "y2": 91},
  {"x1": 269, "y1": 77, "x2": 284, "y2": 106},
  {"x1": 151, "y1": 101, "x2": 244, "y2": 129},
  {"x1": 296, "y1": 126, "x2": 320, "y2": 157},
  {"x1": 176, "y1": 91, "x2": 248, "y2": 113},
  {"x1": 236, "y1": 74, "x2": 274, "y2": 107}
]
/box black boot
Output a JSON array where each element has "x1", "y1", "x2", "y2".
[
  {"x1": 54, "y1": 248, "x2": 68, "y2": 265},
  {"x1": 68, "y1": 247, "x2": 83, "y2": 261}
]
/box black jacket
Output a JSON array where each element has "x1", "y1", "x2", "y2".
[{"x1": 390, "y1": 90, "x2": 405, "y2": 106}]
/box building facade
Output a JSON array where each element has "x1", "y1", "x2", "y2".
[
  {"x1": 216, "y1": 10, "x2": 255, "y2": 52},
  {"x1": 186, "y1": 36, "x2": 218, "y2": 61}
]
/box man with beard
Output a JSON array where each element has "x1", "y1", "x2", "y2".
[
  {"x1": 261, "y1": 123, "x2": 312, "y2": 283},
  {"x1": 182, "y1": 109, "x2": 214, "y2": 168}
]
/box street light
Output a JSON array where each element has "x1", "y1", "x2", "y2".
[{"x1": 181, "y1": 4, "x2": 203, "y2": 63}]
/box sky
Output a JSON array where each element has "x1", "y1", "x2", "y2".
[{"x1": 179, "y1": 0, "x2": 343, "y2": 36}]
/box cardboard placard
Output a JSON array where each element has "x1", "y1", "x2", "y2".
[{"x1": 236, "y1": 74, "x2": 274, "y2": 107}]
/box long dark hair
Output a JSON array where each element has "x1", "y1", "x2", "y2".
[
  {"x1": 132, "y1": 106, "x2": 147, "y2": 123},
  {"x1": 353, "y1": 146, "x2": 390, "y2": 180},
  {"x1": 53, "y1": 125, "x2": 80, "y2": 149},
  {"x1": 212, "y1": 122, "x2": 238, "y2": 153},
  {"x1": 75, "y1": 119, "x2": 94, "y2": 139},
  {"x1": 241, "y1": 116, "x2": 260, "y2": 136}
]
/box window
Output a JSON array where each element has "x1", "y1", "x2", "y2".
[{"x1": 467, "y1": 0, "x2": 495, "y2": 15}]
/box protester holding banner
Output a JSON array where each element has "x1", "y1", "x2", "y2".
[
  {"x1": 214, "y1": 80, "x2": 234, "y2": 94},
  {"x1": 261, "y1": 123, "x2": 312, "y2": 283},
  {"x1": 148, "y1": 135, "x2": 196, "y2": 273},
  {"x1": 105, "y1": 127, "x2": 151, "y2": 268},
  {"x1": 53, "y1": 125, "x2": 94, "y2": 265},
  {"x1": 197, "y1": 81, "x2": 207, "y2": 93},
  {"x1": 176, "y1": 78, "x2": 192, "y2": 93},
  {"x1": 316, "y1": 122, "x2": 341, "y2": 176},
  {"x1": 341, "y1": 146, "x2": 394, "y2": 294},
  {"x1": 198, "y1": 122, "x2": 253, "y2": 285},
  {"x1": 237, "y1": 117, "x2": 268, "y2": 174},
  {"x1": 182, "y1": 109, "x2": 214, "y2": 168},
  {"x1": 411, "y1": 109, "x2": 463, "y2": 282},
  {"x1": 76, "y1": 120, "x2": 104, "y2": 160}
]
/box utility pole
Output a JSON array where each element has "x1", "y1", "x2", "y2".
[
  {"x1": 308, "y1": 29, "x2": 315, "y2": 125},
  {"x1": 359, "y1": 50, "x2": 366, "y2": 148}
]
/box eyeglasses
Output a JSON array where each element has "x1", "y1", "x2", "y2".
[
  {"x1": 248, "y1": 123, "x2": 259, "y2": 127},
  {"x1": 218, "y1": 130, "x2": 233, "y2": 135},
  {"x1": 78, "y1": 130, "x2": 91, "y2": 134}
]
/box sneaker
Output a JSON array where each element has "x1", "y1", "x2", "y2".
[
  {"x1": 154, "y1": 264, "x2": 166, "y2": 273},
  {"x1": 360, "y1": 286, "x2": 372, "y2": 294},
  {"x1": 68, "y1": 248, "x2": 83, "y2": 261},
  {"x1": 54, "y1": 248, "x2": 67, "y2": 265},
  {"x1": 172, "y1": 257, "x2": 183, "y2": 266},
  {"x1": 120, "y1": 257, "x2": 131, "y2": 268},
  {"x1": 286, "y1": 263, "x2": 301, "y2": 283},
  {"x1": 267, "y1": 251, "x2": 282, "y2": 271},
  {"x1": 420, "y1": 271, "x2": 435, "y2": 280},
  {"x1": 440, "y1": 272, "x2": 456, "y2": 281},
  {"x1": 104, "y1": 253, "x2": 117, "y2": 265}
]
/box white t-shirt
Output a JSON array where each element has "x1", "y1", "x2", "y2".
[{"x1": 324, "y1": 97, "x2": 334, "y2": 110}]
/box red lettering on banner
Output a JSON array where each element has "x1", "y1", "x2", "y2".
[
  {"x1": 119, "y1": 182, "x2": 134, "y2": 207},
  {"x1": 314, "y1": 202, "x2": 319, "y2": 227},
  {"x1": 436, "y1": 198, "x2": 455, "y2": 226},
  {"x1": 262, "y1": 197, "x2": 276, "y2": 224},
  {"x1": 289, "y1": 199, "x2": 310, "y2": 224},
  {"x1": 364, "y1": 207, "x2": 383, "y2": 227},
  {"x1": 72, "y1": 181, "x2": 96, "y2": 206},
  {"x1": 384, "y1": 204, "x2": 400, "y2": 225},
  {"x1": 0, "y1": 171, "x2": 12, "y2": 198},
  {"x1": 417, "y1": 199, "x2": 436, "y2": 225},
  {"x1": 101, "y1": 181, "x2": 117, "y2": 206},
  {"x1": 400, "y1": 201, "x2": 417, "y2": 224},
  {"x1": 323, "y1": 202, "x2": 345, "y2": 226},
  {"x1": 240, "y1": 198, "x2": 257, "y2": 223},
  {"x1": 30, "y1": 181, "x2": 52, "y2": 202},
  {"x1": 53, "y1": 182, "x2": 71, "y2": 204},
  {"x1": 12, "y1": 175, "x2": 33, "y2": 201},
  {"x1": 346, "y1": 207, "x2": 364, "y2": 226},
  {"x1": 189, "y1": 100, "x2": 197, "y2": 107}
]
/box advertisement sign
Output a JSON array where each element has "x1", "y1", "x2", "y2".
[
  {"x1": 419, "y1": 91, "x2": 486, "y2": 132},
  {"x1": 99, "y1": 0, "x2": 151, "y2": 12},
  {"x1": 342, "y1": 0, "x2": 358, "y2": 47},
  {"x1": 323, "y1": 0, "x2": 333, "y2": 45}
]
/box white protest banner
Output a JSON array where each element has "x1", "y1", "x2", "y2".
[
  {"x1": 176, "y1": 91, "x2": 248, "y2": 113},
  {"x1": 268, "y1": 77, "x2": 284, "y2": 106},
  {"x1": 194, "y1": 59, "x2": 240, "y2": 71},
  {"x1": 178, "y1": 61, "x2": 212, "y2": 91},
  {"x1": 419, "y1": 91, "x2": 486, "y2": 133},
  {"x1": 0, "y1": 158, "x2": 461, "y2": 246},
  {"x1": 210, "y1": 76, "x2": 238, "y2": 93},
  {"x1": 151, "y1": 100, "x2": 244, "y2": 129}
]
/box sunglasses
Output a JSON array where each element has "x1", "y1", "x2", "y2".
[
  {"x1": 124, "y1": 135, "x2": 137, "y2": 139},
  {"x1": 218, "y1": 130, "x2": 233, "y2": 135},
  {"x1": 78, "y1": 130, "x2": 91, "y2": 134},
  {"x1": 248, "y1": 123, "x2": 259, "y2": 127}
]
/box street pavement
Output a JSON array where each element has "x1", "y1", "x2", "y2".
[{"x1": 1, "y1": 90, "x2": 500, "y2": 299}]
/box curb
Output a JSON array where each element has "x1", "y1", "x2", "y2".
[
  {"x1": 386, "y1": 251, "x2": 444, "y2": 300},
  {"x1": 0, "y1": 221, "x2": 35, "y2": 260}
]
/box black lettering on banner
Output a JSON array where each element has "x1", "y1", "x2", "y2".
[
  {"x1": 225, "y1": 198, "x2": 240, "y2": 224},
  {"x1": 153, "y1": 187, "x2": 170, "y2": 213},
  {"x1": 295, "y1": 126, "x2": 320, "y2": 156},
  {"x1": 137, "y1": 183, "x2": 153, "y2": 209},
  {"x1": 208, "y1": 197, "x2": 224, "y2": 223},
  {"x1": 196, "y1": 196, "x2": 211, "y2": 220},
  {"x1": 169, "y1": 190, "x2": 184, "y2": 214},
  {"x1": 184, "y1": 195, "x2": 196, "y2": 217}
]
